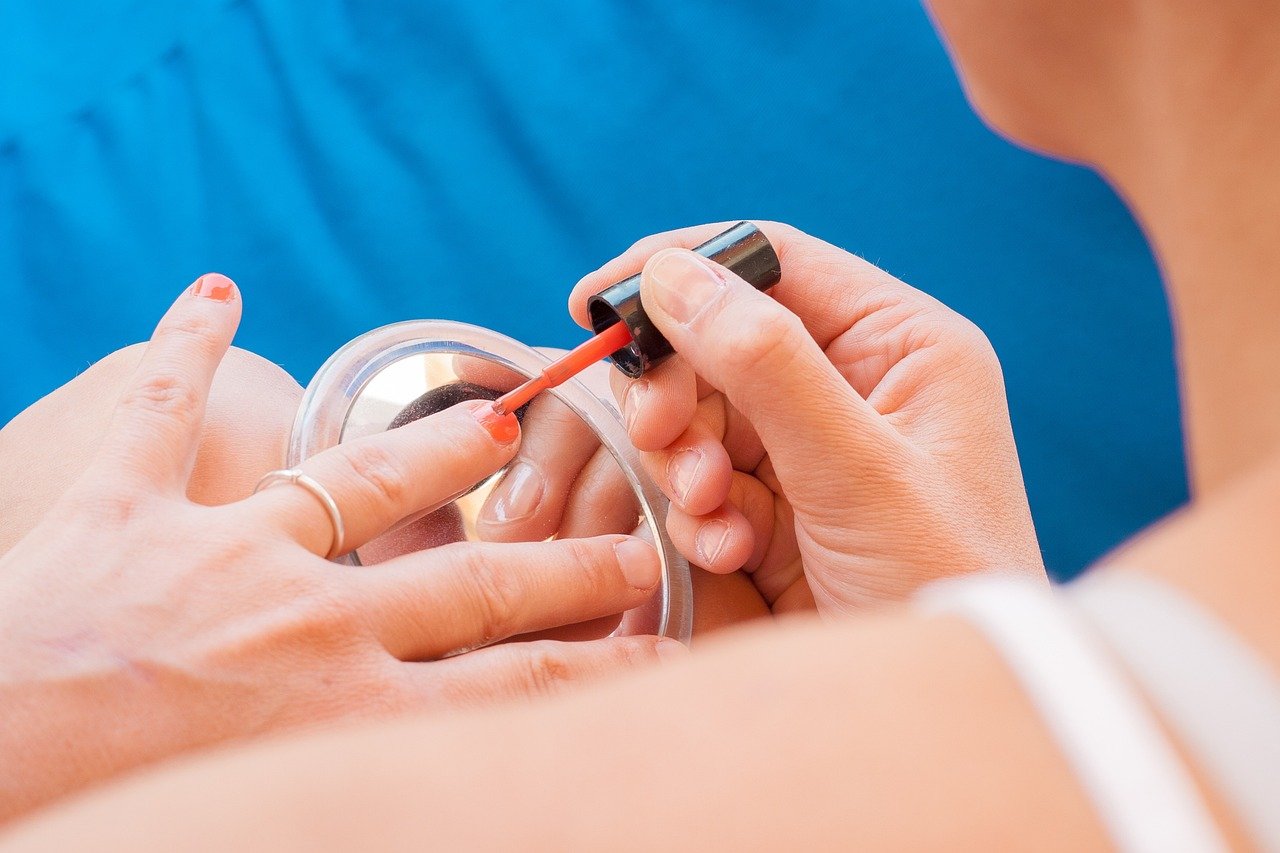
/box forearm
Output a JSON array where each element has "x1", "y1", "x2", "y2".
[{"x1": 0, "y1": 614, "x2": 1102, "y2": 850}]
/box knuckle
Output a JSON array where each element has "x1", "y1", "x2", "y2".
[
  {"x1": 302, "y1": 580, "x2": 365, "y2": 628},
  {"x1": 521, "y1": 645, "x2": 576, "y2": 696},
  {"x1": 305, "y1": 596, "x2": 373, "y2": 647},
  {"x1": 158, "y1": 312, "x2": 224, "y2": 352},
  {"x1": 720, "y1": 304, "x2": 800, "y2": 376},
  {"x1": 562, "y1": 537, "x2": 616, "y2": 596},
  {"x1": 340, "y1": 442, "x2": 409, "y2": 508},
  {"x1": 615, "y1": 637, "x2": 661, "y2": 668},
  {"x1": 431, "y1": 672, "x2": 481, "y2": 710},
  {"x1": 118, "y1": 370, "x2": 204, "y2": 425},
  {"x1": 798, "y1": 245, "x2": 860, "y2": 290},
  {"x1": 625, "y1": 232, "x2": 676, "y2": 260},
  {"x1": 466, "y1": 550, "x2": 522, "y2": 643},
  {"x1": 943, "y1": 316, "x2": 1004, "y2": 380},
  {"x1": 62, "y1": 480, "x2": 152, "y2": 529}
]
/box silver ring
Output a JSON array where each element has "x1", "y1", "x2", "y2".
[{"x1": 254, "y1": 468, "x2": 346, "y2": 560}]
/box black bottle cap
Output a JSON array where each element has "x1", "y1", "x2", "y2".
[{"x1": 586, "y1": 221, "x2": 782, "y2": 378}]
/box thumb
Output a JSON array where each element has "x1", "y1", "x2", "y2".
[{"x1": 638, "y1": 249, "x2": 907, "y2": 522}]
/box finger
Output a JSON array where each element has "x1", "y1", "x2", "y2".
[
  {"x1": 735, "y1": 462, "x2": 807, "y2": 607},
  {"x1": 359, "y1": 534, "x2": 663, "y2": 661},
  {"x1": 91, "y1": 274, "x2": 242, "y2": 493},
  {"x1": 557, "y1": 446, "x2": 643, "y2": 540},
  {"x1": 638, "y1": 248, "x2": 912, "y2": 525},
  {"x1": 413, "y1": 636, "x2": 685, "y2": 706},
  {"x1": 569, "y1": 221, "x2": 741, "y2": 328},
  {"x1": 573, "y1": 222, "x2": 977, "y2": 402},
  {"x1": 608, "y1": 354, "x2": 699, "y2": 452},
  {"x1": 663, "y1": 470, "x2": 784, "y2": 580},
  {"x1": 664, "y1": 503, "x2": 754, "y2": 575},
  {"x1": 352, "y1": 504, "x2": 468, "y2": 565},
  {"x1": 689, "y1": 569, "x2": 771, "y2": 634},
  {"x1": 638, "y1": 417, "x2": 733, "y2": 517},
  {"x1": 449, "y1": 354, "x2": 526, "y2": 393},
  {"x1": 569, "y1": 220, "x2": 910, "y2": 349},
  {"x1": 250, "y1": 400, "x2": 520, "y2": 557},
  {"x1": 474, "y1": 392, "x2": 600, "y2": 542},
  {"x1": 613, "y1": 350, "x2": 769, "y2": 476}
]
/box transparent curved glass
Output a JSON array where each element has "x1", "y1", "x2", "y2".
[{"x1": 288, "y1": 320, "x2": 692, "y2": 643}]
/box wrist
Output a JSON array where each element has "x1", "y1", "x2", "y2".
[{"x1": 0, "y1": 657, "x2": 185, "y2": 823}]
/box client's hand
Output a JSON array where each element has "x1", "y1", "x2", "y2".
[
  {"x1": 570, "y1": 222, "x2": 1045, "y2": 616},
  {"x1": 453, "y1": 352, "x2": 769, "y2": 636},
  {"x1": 0, "y1": 276, "x2": 677, "y2": 822}
]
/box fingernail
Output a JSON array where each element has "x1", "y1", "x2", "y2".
[
  {"x1": 696, "y1": 519, "x2": 730, "y2": 566},
  {"x1": 473, "y1": 402, "x2": 520, "y2": 445},
  {"x1": 489, "y1": 462, "x2": 543, "y2": 522},
  {"x1": 657, "y1": 638, "x2": 690, "y2": 664},
  {"x1": 666, "y1": 449, "x2": 703, "y2": 506},
  {"x1": 646, "y1": 250, "x2": 726, "y2": 326},
  {"x1": 190, "y1": 273, "x2": 236, "y2": 302},
  {"x1": 622, "y1": 379, "x2": 648, "y2": 431},
  {"x1": 614, "y1": 537, "x2": 660, "y2": 590}
]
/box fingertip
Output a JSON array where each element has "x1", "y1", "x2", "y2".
[
  {"x1": 667, "y1": 505, "x2": 754, "y2": 574},
  {"x1": 613, "y1": 357, "x2": 698, "y2": 452},
  {"x1": 665, "y1": 438, "x2": 732, "y2": 516},
  {"x1": 466, "y1": 400, "x2": 521, "y2": 447},
  {"x1": 638, "y1": 248, "x2": 728, "y2": 332},
  {"x1": 613, "y1": 535, "x2": 661, "y2": 590},
  {"x1": 189, "y1": 272, "x2": 239, "y2": 304},
  {"x1": 695, "y1": 516, "x2": 748, "y2": 573}
]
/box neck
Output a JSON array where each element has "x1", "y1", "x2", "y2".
[{"x1": 1098, "y1": 10, "x2": 1280, "y2": 495}]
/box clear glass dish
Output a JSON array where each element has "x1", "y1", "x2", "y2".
[{"x1": 288, "y1": 320, "x2": 692, "y2": 643}]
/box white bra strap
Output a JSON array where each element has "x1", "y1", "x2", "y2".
[
  {"x1": 1074, "y1": 571, "x2": 1280, "y2": 851},
  {"x1": 918, "y1": 574, "x2": 1227, "y2": 853}
]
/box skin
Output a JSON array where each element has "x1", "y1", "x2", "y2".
[
  {"x1": 359, "y1": 350, "x2": 762, "y2": 636},
  {"x1": 928, "y1": 0, "x2": 1280, "y2": 496},
  {"x1": 0, "y1": 276, "x2": 681, "y2": 823},
  {"x1": 0, "y1": 343, "x2": 301, "y2": 555},
  {"x1": 4, "y1": 2, "x2": 1280, "y2": 847},
  {"x1": 568, "y1": 223, "x2": 1045, "y2": 616}
]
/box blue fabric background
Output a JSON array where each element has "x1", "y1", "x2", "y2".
[{"x1": 0, "y1": 0, "x2": 1187, "y2": 578}]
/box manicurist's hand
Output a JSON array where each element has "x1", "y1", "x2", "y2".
[
  {"x1": 570, "y1": 222, "x2": 1045, "y2": 616},
  {"x1": 0, "y1": 276, "x2": 679, "y2": 823}
]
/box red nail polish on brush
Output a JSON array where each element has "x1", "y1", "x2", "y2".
[{"x1": 492, "y1": 321, "x2": 635, "y2": 415}]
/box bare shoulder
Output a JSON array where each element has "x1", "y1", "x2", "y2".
[{"x1": 0, "y1": 609, "x2": 1110, "y2": 851}]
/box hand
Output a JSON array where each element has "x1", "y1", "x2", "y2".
[
  {"x1": 460, "y1": 352, "x2": 771, "y2": 635},
  {"x1": 0, "y1": 275, "x2": 679, "y2": 821},
  {"x1": 570, "y1": 223, "x2": 1045, "y2": 616}
]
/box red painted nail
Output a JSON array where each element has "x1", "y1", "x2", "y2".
[
  {"x1": 190, "y1": 273, "x2": 236, "y2": 302},
  {"x1": 473, "y1": 402, "x2": 520, "y2": 445}
]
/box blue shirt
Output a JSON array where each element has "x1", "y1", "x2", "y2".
[{"x1": 0, "y1": 0, "x2": 1186, "y2": 577}]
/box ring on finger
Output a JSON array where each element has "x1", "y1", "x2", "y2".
[{"x1": 254, "y1": 468, "x2": 347, "y2": 560}]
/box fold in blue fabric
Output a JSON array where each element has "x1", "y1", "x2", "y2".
[{"x1": 0, "y1": 0, "x2": 1185, "y2": 577}]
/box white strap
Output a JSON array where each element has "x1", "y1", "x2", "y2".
[
  {"x1": 918, "y1": 574, "x2": 1227, "y2": 853},
  {"x1": 1075, "y1": 572, "x2": 1280, "y2": 851}
]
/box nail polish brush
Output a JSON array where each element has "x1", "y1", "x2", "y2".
[{"x1": 492, "y1": 222, "x2": 782, "y2": 416}]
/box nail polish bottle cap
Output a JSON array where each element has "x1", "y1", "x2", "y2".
[{"x1": 586, "y1": 221, "x2": 782, "y2": 378}]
